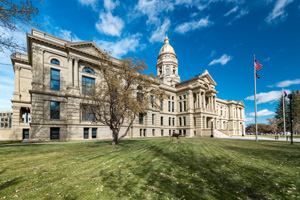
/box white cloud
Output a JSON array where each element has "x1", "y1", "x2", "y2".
[
  {"x1": 149, "y1": 18, "x2": 171, "y2": 43},
  {"x1": 134, "y1": 0, "x2": 174, "y2": 26},
  {"x1": 96, "y1": 12, "x2": 124, "y2": 37},
  {"x1": 224, "y1": 6, "x2": 239, "y2": 16},
  {"x1": 265, "y1": 0, "x2": 294, "y2": 24},
  {"x1": 264, "y1": 57, "x2": 271, "y2": 62},
  {"x1": 104, "y1": 0, "x2": 120, "y2": 12},
  {"x1": 77, "y1": 0, "x2": 97, "y2": 9},
  {"x1": 94, "y1": 34, "x2": 142, "y2": 58},
  {"x1": 57, "y1": 30, "x2": 81, "y2": 42},
  {"x1": 245, "y1": 90, "x2": 291, "y2": 104},
  {"x1": 250, "y1": 109, "x2": 275, "y2": 117},
  {"x1": 275, "y1": 79, "x2": 300, "y2": 87},
  {"x1": 175, "y1": 17, "x2": 212, "y2": 34},
  {"x1": 245, "y1": 116, "x2": 254, "y2": 122},
  {"x1": 209, "y1": 54, "x2": 232, "y2": 66},
  {"x1": 210, "y1": 50, "x2": 216, "y2": 57}
]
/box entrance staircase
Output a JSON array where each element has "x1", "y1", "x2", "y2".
[{"x1": 214, "y1": 130, "x2": 229, "y2": 138}]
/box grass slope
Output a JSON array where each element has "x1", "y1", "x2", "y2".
[{"x1": 0, "y1": 138, "x2": 299, "y2": 199}]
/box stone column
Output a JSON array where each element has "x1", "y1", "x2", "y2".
[
  {"x1": 68, "y1": 57, "x2": 73, "y2": 86},
  {"x1": 74, "y1": 58, "x2": 79, "y2": 87},
  {"x1": 203, "y1": 93, "x2": 205, "y2": 109},
  {"x1": 13, "y1": 66, "x2": 20, "y2": 100}
]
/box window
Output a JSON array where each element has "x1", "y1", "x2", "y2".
[
  {"x1": 143, "y1": 129, "x2": 146, "y2": 137},
  {"x1": 161, "y1": 117, "x2": 163, "y2": 126},
  {"x1": 139, "y1": 113, "x2": 144, "y2": 124},
  {"x1": 152, "y1": 129, "x2": 155, "y2": 136},
  {"x1": 168, "y1": 101, "x2": 171, "y2": 112},
  {"x1": 169, "y1": 130, "x2": 171, "y2": 136},
  {"x1": 92, "y1": 128, "x2": 97, "y2": 139},
  {"x1": 179, "y1": 96, "x2": 182, "y2": 100},
  {"x1": 183, "y1": 95, "x2": 186, "y2": 99},
  {"x1": 179, "y1": 102, "x2": 182, "y2": 112},
  {"x1": 183, "y1": 101, "x2": 186, "y2": 111},
  {"x1": 179, "y1": 117, "x2": 182, "y2": 126},
  {"x1": 169, "y1": 117, "x2": 171, "y2": 126},
  {"x1": 172, "y1": 118, "x2": 175, "y2": 126},
  {"x1": 183, "y1": 129, "x2": 186, "y2": 136},
  {"x1": 23, "y1": 129, "x2": 29, "y2": 139},
  {"x1": 82, "y1": 67, "x2": 95, "y2": 74},
  {"x1": 220, "y1": 107, "x2": 223, "y2": 116},
  {"x1": 166, "y1": 68, "x2": 169, "y2": 74},
  {"x1": 172, "y1": 102, "x2": 174, "y2": 112},
  {"x1": 160, "y1": 101, "x2": 163, "y2": 110},
  {"x1": 51, "y1": 59, "x2": 60, "y2": 65},
  {"x1": 50, "y1": 101, "x2": 60, "y2": 119},
  {"x1": 183, "y1": 117, "x2": 186, "y2": 126},
  {"x1": 140, "y1": 129, "x2": 142, "y2": 137},
  {"x1": 82, "y1": 76, "x2": 95, "y2": 95},
  {"x1": 50, "y1": 69, "x2": 60, "y2": 90},
  {"x1": 82, "y1": 105, "x2": 94, "y2": 121},
  {"x1": 160, "y1": 70, "x2": 162, "y2": 75},
  {"x1": 161, "y1": 130, "x2": 164, "y2": 136},
  {"x1": 152, "y1": 114, "x2": 155, "y2": 125},
  {"x1": 173, "y1": 70, "x2": 175, "y2": 74},
  {"x1": 150, "y1": 95, "x2": 154, "y2": 108},
  {"x1": 50, "y1": 128, "x2": 60, "y2": 140},
  {"x1": 84, "y1": 128, "x2": 89, "y2": 139}
]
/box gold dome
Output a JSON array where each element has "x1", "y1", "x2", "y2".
[{"x1": 159, "y1": 35, "x2": 176, "y2": 55}]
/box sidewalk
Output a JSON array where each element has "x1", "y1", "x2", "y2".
[{"x1": 220, "y1": 136, "x2": 300, "y2": 143}]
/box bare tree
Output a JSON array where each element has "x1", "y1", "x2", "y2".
[
  {"x1": 82, "y1": 54, "x2": 165, "y2": 145},
  {"x1": 0, "y1": 0, "x2": 40, "y2": 52},
  {"x1": 267, "y1": 118, "x2": 280, "y2": 135}
]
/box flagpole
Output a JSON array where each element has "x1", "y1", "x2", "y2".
[
  {"x1": 283, "y1": 88, "x2": 286, "y2": 139},
  {"x1": 254, "y1": 55, "x2": 258, "y2": 141}
]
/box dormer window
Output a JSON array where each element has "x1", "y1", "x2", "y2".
[
  {"x1": 82, "y1": 67, "x2": 95, "y2": 74},
  {"x1": 51, "y1": 59, "x2": 60, "y2": 66}
]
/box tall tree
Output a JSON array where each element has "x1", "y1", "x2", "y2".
[
  {"x1": 287, "y1": 90, "x2": 300, "y2": 130},
  {"x1": 82, "y1": 55, "x2": 165, "y2": 145},
  {"x1": 275, "y1": 95, "x2": 289, "y2": 132},
  {"x1": 0, "y1": 0, "x2": 40, "y2": 52}
]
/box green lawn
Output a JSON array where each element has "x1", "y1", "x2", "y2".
[{"x1": 0, "y1": 138, "x2": 299, "y2": 200}]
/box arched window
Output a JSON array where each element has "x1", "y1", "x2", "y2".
[
  {"x1": 82, "y1": 67, "x2": 95, "y2": 74},
  {"x1": 51, "y1": 59, "x2": 60, "y2": 66}
]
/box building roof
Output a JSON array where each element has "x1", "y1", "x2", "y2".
[{"x1": 159, "y1": 35, "x2": 176, "y2": 56}]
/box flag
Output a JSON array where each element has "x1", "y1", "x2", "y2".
[
  {"x1": 256, "y1": 73, "x2": 260, "y2": 79},
  {"x1": 254, "y1": 60, "x2": 263, "y2": 71},
  {"x1": 283, "y1": 89, "x2": 287, "y2": 97}
]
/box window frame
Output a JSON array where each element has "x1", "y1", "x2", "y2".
[
  {"x1": 82, "y1": 75, "x2": 95, "y2": 95},
  {"x1": 50, "y1": 59, "x2": 60, "y2": 66},
  {"x1": 50, "y1": 68, "x2": 60, "y2": 90},
  {"x1": 50, "y1": 101, "x2": 60, "y2": 120}
]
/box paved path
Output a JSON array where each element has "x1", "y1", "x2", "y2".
[{"x1": 218, "y1": 136, "x2": 300, "y2": 143}]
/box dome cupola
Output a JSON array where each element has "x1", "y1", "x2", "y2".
[{"x1": 156, "y1": 35, "x2": 180, "y2": 86}]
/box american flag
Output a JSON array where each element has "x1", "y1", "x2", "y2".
[
  {"x1": 283, "y1": 89, "x2": 287, "y2": 97},
  {"x1": 254, "y1": 60, "x2": 263, "y2": 71}
]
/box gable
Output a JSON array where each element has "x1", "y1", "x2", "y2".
[
  {"x1": 200, "y1": 73, "x2": 217, "y2": 86},
  {"x1": 68, "y1": 41, "x2": 106, "y2": 57}
]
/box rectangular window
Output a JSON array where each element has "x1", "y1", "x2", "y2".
[
  {"x1": 82, "y1": 105, "x2": 94, "y2": 121},
  {"x1": 169, "y1": 117, "x2": 171, "y2": 126},
  {"x1": 50, "y1": 101, "x2": 60, "y2": 119},
  {"x1": 92, "y1": 128, "x2": 97, "y2": 139},
  {"x1": 161, "y1": 117, "x2": 163, "y2": 126},
  {"x1": 168, "y1": 101, "x2": 171, "y2": 112},
  {"x1": 179, "y1": 102, "x2": 182, "y2": 112},
  {"x1": 183, "y1": 95, "x2": 186, "y2": 99},
  {"x1": 137, "y1": 92, "x2": 143, "y2": 103},
  {"x1": 161, "y1": 130, "x2": 164, "y2": 136},
  {"x1": 143, "y1": 129, "x2": 146, "y2": 137},
  {"x1": 166, "y1": 68, "x2": 169, "y2": 74},
  {"x1": 152, "y1": 129, "x2": 155, "y2": 136},
  {"x1": 139, "y1": 113, "x2": 144, "y2": 124},
  {"x1": 172, "y1": 102, "x2": 174, "y2": 112},
  {"x1": 150, "y1": 95, "x2": 154, "y2": 108},
  {"x1": 179, "y1": 117, "x2": 182, "y2": 126},
  {"x1": 82, "y1": 76, "x2": 95, "y2": 95},
  {"x1": 152, "y1": 114, "x2": 155, "y2": 125},
  {"x1": 160, "y1": 101, "x2": 163, "y2": 110},
  {"x1": 51, "y1": 69, "x2": 60, "y2": 90},
  {"x1": 183, "y1": 129, "x2": 186, "y2": 136},
  {"x1": 183, "y1": 101, "x2": 187, "y2": 111},
  {"x1": 140, "y1": 129, "x2": 142, "y2": 137},
  {"x1": 23, "y1": 129, "x2": 29, "y2": 140},
  {"x1": 183, "y1": 117, "x2": 186, "y2": 126},
  {"x1": 172, "y1": 118, "x2": 175, "y2": 126},
  {"x1": 84, "y1": 128, "x2": 89, "y2": 139},
  {"x1": 50, "y1": 128, "x2": 60, "y2": 140},
  {"x1": 169, "y1": 130, "x2": 171, "y2": 136}
]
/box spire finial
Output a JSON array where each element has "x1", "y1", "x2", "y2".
[{"x1": 164, "y1": 34, "x2": 169, "y2": 44}]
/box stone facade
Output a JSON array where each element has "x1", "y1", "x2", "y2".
[{"x1": 10, "y1": 29, "x2": 245, "y2": 141}]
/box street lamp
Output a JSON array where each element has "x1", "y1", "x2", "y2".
[
  {"x1": 288, "y1": 94, "x2": 293, "y2": 145},
  {"x1": 211, "y1": 119, "x2": 214, "y2": 138}
]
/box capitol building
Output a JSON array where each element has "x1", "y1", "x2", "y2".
[{"x1": 10, "y1": 29, "x2": 245, "y2": 140}]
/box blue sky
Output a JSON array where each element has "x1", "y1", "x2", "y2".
[{"x1": 0, "y1": 0, "x2": 300, "y2": 125}]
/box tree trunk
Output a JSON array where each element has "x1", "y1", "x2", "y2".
[{"x1": 112, "y1": 130, "x2": 118, "y2": 146}]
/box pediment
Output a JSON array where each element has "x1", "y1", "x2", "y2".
[
  {"x1": 200, "y1": 72, "x2": 217, "y2": 86},
  {"x1": 68, "y1": 41, "x2": 106, "y2": 57}
]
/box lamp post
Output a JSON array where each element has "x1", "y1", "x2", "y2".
[
  {"x1": 288, "y1": 94, "x2": 293, "y2": 145},
  {"x1": 211, "y1": 119, "x2": 214, "y2": 138}
]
